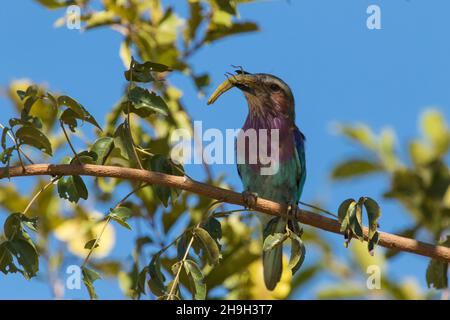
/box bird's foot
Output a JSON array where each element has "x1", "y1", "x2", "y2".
[
  {"x1": 287, "y1": 203, "x2": 301, "y2": 220},
  {"x1": 242, "y1": 191, "x2": 258, "y2": 209},
  {"x1": 287, "y1": 203, "x2": 302, "y2": 234}
]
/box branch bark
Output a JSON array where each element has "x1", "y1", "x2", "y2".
[{"x1": 2, "y1": 163, "x2": 450, "y2": 263}]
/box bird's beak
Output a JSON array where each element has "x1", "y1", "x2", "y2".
[{"x1": 207, "y1": 74, "x2": 257, "y2": 105}]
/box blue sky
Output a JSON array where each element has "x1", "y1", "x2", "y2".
[{"x1": 1, "y1": 0, "x2": 449, "y2": 299}]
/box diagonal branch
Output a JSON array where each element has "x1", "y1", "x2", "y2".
[{"x1": 1, "y1": 163, "x2": 450, "y2": 263}]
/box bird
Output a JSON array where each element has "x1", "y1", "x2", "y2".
[{"x1": 207, "y1": 71, "x2": 306, "y2": 290}]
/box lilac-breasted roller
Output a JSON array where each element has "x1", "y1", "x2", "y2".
[{"x1": 208, "y1": 71, "x2": 306, "y2": 290}]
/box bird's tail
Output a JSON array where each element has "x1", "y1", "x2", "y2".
[{"x1": 260, "y1": 215, "x2": 287, "y2": 291}]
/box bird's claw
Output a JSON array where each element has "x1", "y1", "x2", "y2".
[
  {"x1": 242, "y1": 191, "x2": 258, "y2": 209},
  {"x1": 287, "y1": 203, "x2": 302, "y2": 234},
  {"x1": 287, "y1": 203, "x2": 301, "y2": 220}
]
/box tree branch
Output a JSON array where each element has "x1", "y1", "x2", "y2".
[{"x1": 1, "y1": 163, "x2": 449, "y2": 263}]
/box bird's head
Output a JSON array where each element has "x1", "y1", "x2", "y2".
[{"x1": 207, "y1": 71, "x2": 295, "y2": 119}]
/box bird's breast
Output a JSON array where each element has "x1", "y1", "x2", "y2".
[{"x1": 237, "y1": 114, "x2": 295, "y2": 170}]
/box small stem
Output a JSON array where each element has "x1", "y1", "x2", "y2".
[
  {"x1": 81, "y1": 183, "x2": 147, "y2": 267},
  {"x1": 126, "y1": 114, "x2": 144, "y2": 170},
  {"x1": 157, "y1": 226, "x2": 196, "y2": 256},
  {"x1": 298, "y1": 201, "x2": 338, "y2": 219},
  {"x1": 60, "y1": 120, "x2": 81, "y2": 164},
  {"x1": 23, "y1": 176, "x2": 61, "y2": 215},
  {"x1": 166, "y1": 200, "x2": 223, "y2": 299},
  {"x1": 212, "y1": 208, "x2": 250, "y2": 218},
  {"x1": 82, "y1": 216, "x2": 112, "y2": 268},
  {"x1": 135, "y1": 147, "x2": 154, "y2": 157},
  {"x1": 166, "y1": 230, "x2": 196, "y2": 299},
  {"x1": 136, "y1": 147, "x2": 194, "y2": 180},
  {"x1": 9, "y1": 129, "x2": 25, "y2": 171}
]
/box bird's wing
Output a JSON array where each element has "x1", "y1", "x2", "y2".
[{"x1": 293, "y1": 126, "x2": 307, "y2": 202}]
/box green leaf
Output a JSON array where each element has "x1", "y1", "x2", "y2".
[
  {"x1": 9, "y1": 117, "x2": 43, "y2": 129},
  {"x1": 124, "y1": 59, "x2": 172, "y2": 82},
  {"x1": 4, "y1": 213, "x2": 23, "y2": 240},
  {"x1": 421, "y1": 109, "x2": 450, "y2": 156},
  {"x1": 58, "y1": 95, "x2": 102, "y2": 131},
  {"x1": 171, "y1": 261, "x2": 183, "y2": 275},
  {"x1": 205, "y1": 22, "x2": 259, "y2": 43},
  {"x1": 113, "y1": 122, "x2": 139, "y2": 168},
  {"x1": 339, "y1": 200, "x2": 358, "y2": 246},
  {"x1": 426, "y1": 259, "x2": 448, "y2": 289},
  {"x1": 263, "y1": 232, "x2": 288, "y2": 252},
  {"x1": 426, "y1": 236, "x2": 449, "y2": 289},
  {"x1": 364, "y1": 197, "x2": 381, "y2": 254},
  {"x1": 147, "y1": 155, "x2": 173, "y2": 207},
  {"x1": 349, "y1": 199, "x2": 364, "y2": 241},
  {"x1": 367, "y1": 231, "x2": 379, "y2": 255},
  {"x1": 193, "y1": 73, "x2": 210, "y2": 92},
  {"x1": 123, "y1": 86, "x2": 169, "y2": 117},
  {"x1": 84, "y1": 11, "x2": 118, "y2": 30},
  {"x1": 331, "y1": 159, "x2": 382, "y2": 180},
  {"x1": 35, "y1": 0, "x2": 75, "y2": 9},
  {"x1": 0, "y1": 242, "x2": 19, "y2": 275},
  {"x1": 136, "y1": 266, "x2": 148, "y2": 296},
  {"x1": 119, "y1": 39, "x2": 132, "y2": 68},
  {"x1": 3, "y1": 213, "x2": 37, "y2": 241},
  {"x1": 338, "y1": 199, "x2": 355, "y2": 231},
  {"x1": 57, "y1": 175, "x2": 88, "y2": 203},
  {"x1": 184, "y1": 259, "x2": 206, "y2": 300},
  {"x1": 72, "y1": 151, "x2": 98, "y2": 164},
  {"x1": 84, "y1": 239, "x2": 99, "y2": 250},
  {"x1": 109, "y1": 207, "x2": 133, "y2": 230},
  {"x1": 263, "y1": 217, "x2": 282, "y2": 238},
  {"x1": 194, "y1": 227, "x2": 221, "y2": 266},
  {"x1": 22, "y1": 97, "x2": 38, "y2": 119},
  {"x1": 338, "y1": 124, "x2": 377, "y2": 150},
  {"x1": 147, "y1": 255, "x2": 166, "y2": 297},
  {"x1": 16, "y1": 90, "x2": 27, "y2": 101},
  {"x1": 0, "y1": 146, "x2": 14, "y2": 165},
  {"x1": 60, "y1": 109, "x2": 78, "y2": 132},
  {"x1": 45, "y1": 92, "x2": 58, "y2": 109},
  {"x1": 409, "y1": 140, "x2": 434, "y2": 166},
  {"x1": 201, "y1": 217, "x2": 222, "y2": 243},
  {"x1": 177, "y1": 233, "x2": 189, "y2": 261},
  {"x1": 288, "y1": 232, "x2": 306, "y2": 276},
  {"x1": 90, "y1": 137, "x2": 114, "y2": 165},
  {"x1": 1, "y1": 127, "x2": 9, "y2": 149},
  {"x1": 82, "y1": 266, "x2": 101, "y2": 300},
  {"x1": 15, "y1": 125, "x2": 52, "y2": 156},
  {"x1": 0, "y1": 148, "x2": 13, "y2": 178},
  {"x1": 7, "y1": 239, "x2": 39, "y2": 278},
  {"x1": 184, "y1": 1, "x2": 203, "y2": 44}
]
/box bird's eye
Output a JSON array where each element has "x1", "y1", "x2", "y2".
[{"x1": 269, "y1": 83, "x2": 281, "y2": 92}]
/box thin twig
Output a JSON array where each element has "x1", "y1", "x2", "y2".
[
  {"x1": 60, "y1": 120, "x2": 81, "y2": 164},
  {"x1": 23, "y1": 176, "x2": 61, "y2": 214},
  {"x1": 166, "y1": 200, "x2": 221, "y2": 299},
  {"x1": 212, "y1": 208, "x2": 250, "y2": 218},
  {"x1": 166, "y1": 234, "x2": 195, "y2": 299},
  {"x1": 81, "y1": 183, "x2": 147, "y2": 267},
  {"x1": 298, "y1": 201, "x2": 338, "y2": 219},
  {"x1": 9, "y1": 129, "x2": 25, "y2": 171}
]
